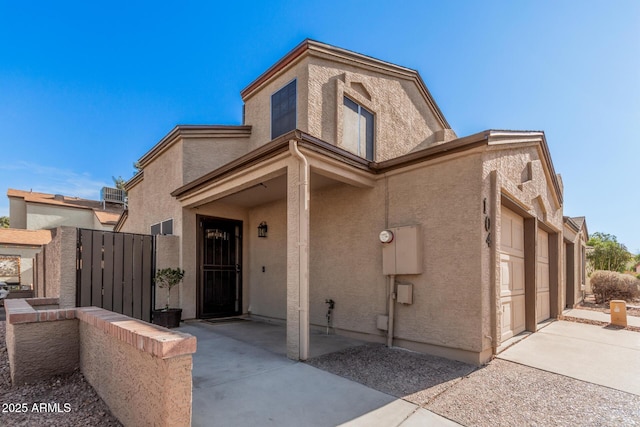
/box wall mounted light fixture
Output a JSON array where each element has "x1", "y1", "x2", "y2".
[{"x1": 258, "y1": 221, "x2": 268, "y2": 238}]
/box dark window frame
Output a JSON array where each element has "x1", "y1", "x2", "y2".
[
  {"x1": 343, "y1": 96, "x2": 375, "y2": 161},
  {"x1": 271, "y1": 79, "x2": 297, "y2": 139}
]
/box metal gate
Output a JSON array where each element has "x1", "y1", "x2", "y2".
[{"x1": 76, "y1": 229, "x2": 155, "y2": 322}]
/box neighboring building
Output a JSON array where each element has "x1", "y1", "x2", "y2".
[
  {"x1": 0, "y1": 228, "x2": 52, "y2": 288},
  {"x1": 8, "y1": 189, "x2": 124, "y2": 231},
  {"x1": 117, "y1": 40, "x2": 583, "y2": 365},
  {"x1": 563, "y1": 216, "x2": 588, "y2": 305}
]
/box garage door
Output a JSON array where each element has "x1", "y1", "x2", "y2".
[
  {"x1": 500, "y1": 208, "x2": 526, "y2": 341},
  {"x1": 537, "y1": 229, "x2": 550, "y2": 322}
]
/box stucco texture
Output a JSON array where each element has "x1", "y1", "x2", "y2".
[
  {"x1": 482, "y1": 144, "x2": 565, "y2": 345},
  {"x1": 182, "y1": 136, "x2": 249, "y2": 184},
  {"x1": 80, "y1": 322, "x2": 193, "y2": 427},
  {"x1": 7, "y1": 319, "x2": 79, "y2": 385},
  {"x1": 123, "y1": 142, "x2": 184, "y2": 237},
  {"x1": 307, "y1": 57, "x2": 446, "y2": 161},
  {"x1": 243, "y1": 60, "x2": 309, "y2": 152}
]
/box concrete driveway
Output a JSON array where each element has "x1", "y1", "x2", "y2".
[
  {"x1": 179, "y1": 321, "x2": 461, "y2": 427},
  {"x1": 498, "y1": 320, "x2": 640, "y2": 396}
]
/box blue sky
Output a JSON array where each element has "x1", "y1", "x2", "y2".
[{"x1": 1, "y1": 1, "x2": 638, "y2": 252}]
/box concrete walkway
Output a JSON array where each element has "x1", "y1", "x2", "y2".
[
  {"x1": 179, "y1": 321, "x2": 461, "y2": 427},
  {"x1": 564, "y1": 307, "x2": 640, "y2": 327},
  {"x1": 498, "y1": 320, "x2": 640, "y2": 396}
]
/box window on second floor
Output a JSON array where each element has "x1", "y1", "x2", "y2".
[
  {"x1": 343, "y1": 96, "x2": 374, "y2": 160},
  {"x1": 271, "y1": 79, "x2": 297, "y2": 139}
]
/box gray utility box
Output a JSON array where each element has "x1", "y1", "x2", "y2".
[{"x1": 381, "y1": 225, "x2": 423, "y2": 275}]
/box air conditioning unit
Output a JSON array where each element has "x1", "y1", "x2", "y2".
[{"x1": 101, "y1": 187, "x2": 127, "y2": 206}]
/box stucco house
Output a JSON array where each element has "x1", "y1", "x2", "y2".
[
  {"x1": 562, "y1": 216, "x2": 588, "y2": 304},
  {"x1": 117, "y1": 39, "x2": 583, "y2": 365},
  {"x1": 8, "y1": 188, "x2": 124, "y2": 231}
]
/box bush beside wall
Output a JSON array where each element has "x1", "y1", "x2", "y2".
[{"x1": 591, "y1": 270, "x2": 640, "y2": 303}]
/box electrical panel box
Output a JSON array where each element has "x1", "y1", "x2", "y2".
[
  {"x1": 396, "y1": 283, "x2": 413, "y2": 304},
  {"x1": 381, "y1": 225, "x2": 422, "y2": 275}
]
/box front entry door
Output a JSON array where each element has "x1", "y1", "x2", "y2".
[{"x1": 199, "y1": 217, "x2": 242, "y2": 318}]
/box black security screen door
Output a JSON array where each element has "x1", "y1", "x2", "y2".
[{"x1": 199, "y1": 217, "x2": 242, "y2": 318}]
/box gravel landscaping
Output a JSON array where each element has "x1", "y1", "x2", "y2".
[
  {"x1": 307, "y1": 343, "x2": 640, "y2": 426},
  {"x1": 0, "y1": 321, "x2": 121, "y2": 426}
]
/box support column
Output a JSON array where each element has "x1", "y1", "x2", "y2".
[
  {"x1": 549, "y1": 233, "x2": 561, "y2": 317},
  {"x1": 286, "y1": 153, "x2": 310, "y2": 360},
  {"x1": 565, "y1": 242, "x2": 575, "y2": 308},
  {"x1": 524, "y1": 217, "x2": 538, "y2": 332}
]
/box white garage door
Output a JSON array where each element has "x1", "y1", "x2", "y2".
[
  {"x1": 537, "y1": 229, "x2": 550, "y2": 322},
  {"x1": 500, "y1": 208, "x2": 526, "y2": 341}
]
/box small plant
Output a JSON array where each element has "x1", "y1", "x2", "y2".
[
  {"x1": 591, "y1": 270, "x2": 640, "y2": 304},
  {"x1": 155, "y1": 268, "x2": 185, "y2": 310}
]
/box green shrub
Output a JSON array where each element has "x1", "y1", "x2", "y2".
[{"x1": 591, "y1": 270, "x2": 640, "y2": 303}]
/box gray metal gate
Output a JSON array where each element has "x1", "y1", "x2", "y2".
[{"x1": 76, "y1": 229, "x2": 155, "y2": 322}]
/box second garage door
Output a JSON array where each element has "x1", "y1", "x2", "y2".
[
  {"x1": 500, "y1": 207, "x2": 526, "y2": 341},
  {"x1": 537, "y1": 229, "x2": 550, "y2": 322}
]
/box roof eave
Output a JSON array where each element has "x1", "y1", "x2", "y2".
[
  {"x1": 137, "y1": 125, "x2": 252, "y2": 169},
  {"x1": 240, "y1": 39, "x2": 451, "y2": 129},
  {"x1": 486, "y1": 130, "x2": 564, "y2": 206}
]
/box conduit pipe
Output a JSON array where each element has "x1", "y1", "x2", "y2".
[
  {"x1": 387, "y1": 274, "x2": 396, "y2": 347},
  {"x1": 289, "y1": 140, "x2": 310, "y2": 360}
]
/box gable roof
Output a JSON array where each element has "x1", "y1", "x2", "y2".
[
  {"x1": 565, "y1": 216, "x2": 588, "y2": 239},
  {"x1": 240, "y1": 39, "x2": 451, "y2": 130},
  {"x1": 0, "y1": 228, "x2": 52, "y2": 246},
  {"x1": 136, "y1": 125, "x2": 252, "y2": 170}
]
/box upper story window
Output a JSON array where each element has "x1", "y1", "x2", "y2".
[
  {"x1": 271, "y1": 79, "x2": 297, "y2": 139},
  {"x1": 343, "y1": 96, "x2": 374, "y2": 160},
  {"x1": 151, "y1": 219, "x2": 173, "y2": 235}
]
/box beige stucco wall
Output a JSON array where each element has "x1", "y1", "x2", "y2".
[
  {"x1": 386, "y1": 154, "x2": 485, "y2": 354},
  {"x1": 25, "y1": 203, "x2": 95, "y2": 230},
  {"x1": 238, "y1": 153, "x2": 486, "y2": 362},
  {"x1": 483, "y1": 146, "x2": 563, "y2": 229},
  {"x1": 6, "y1": 318, "x2": 79, "y2": 385},
  {"x1": 563, "y1": 225, "x2": 587, "y2": 305},
  {"x1": 80, "y1": 322, "x2": 193, "y2": 427},
  {"x1": 242, "y1": 55, "x2": 451, "y2": 162},
  {"x1": 122, "y1": 142, "x2": 184, "y2": 236},
  {"x1": 182, "y1": 137, "x2": 250, "y2": 183},
  {"x1": 156, "y1": 234, "x2": 181, "y2": 310},
  {"x1": 248, "y1": 200, "x2": 287, "y2": 320},
  {"x1": 5, "y1": 301, "x2": 195, "y2": 427},
  {"x1": 37, "y1": 227, "x2": 77, "y2": 308},
  {"x1": 243, "y1": 60, "x2": 309, "y2": 152},
  {"x1": 307, "y1": 56, "x2": 448, "y2": 161},
  {"x1": 9, "y1": 197, "x2": 27, "y2": 228}
]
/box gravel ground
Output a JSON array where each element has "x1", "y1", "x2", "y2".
[
  {"x1": 0, "y1": 321, "x2": 121, "y2": 427},
  {"x1": 307, "y1": 343, "x2": 640, "y2": 427}
]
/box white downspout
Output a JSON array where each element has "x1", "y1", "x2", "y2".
[
  {"x1": 289, "y1": 140, "x2": 310, "y2": 360},
  {"x1": 387, "y1": 274, "x2": 396, "y2": 347}
]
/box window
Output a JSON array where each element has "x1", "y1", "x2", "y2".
[
  {"x1": 342, "y1": 96, "x2": 374, "y2": 160},
  {"x1": 151, "y1": 219, "x2": 173, "y2": 235},
  {"x1": 271, "y1": 79, "x2": 296, "y2": 139}
]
